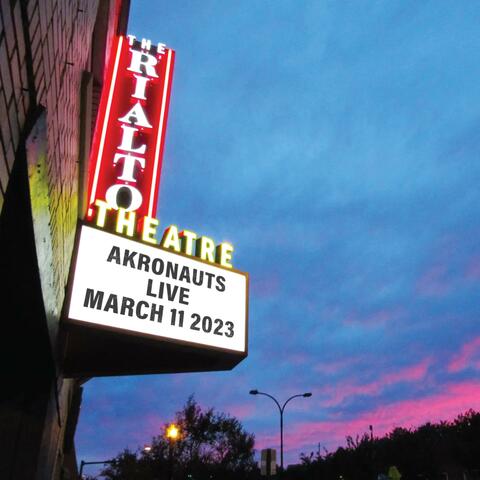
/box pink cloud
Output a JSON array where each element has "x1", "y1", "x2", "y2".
[
  {"x1": 320, "y1": 358, "x2": 431, "y2": 407},
  {"x1": 321, "y1": 382, "x2": 381, "y2": 407},
  {"x1": 448, "y1": 336, "x2": 480, "y2": 373},
  {"x1": 381, "y1": 357, "x2": 430, "y2": 384},
  {"x1": 254, "y1": 380, "x2": 480, "y2": 456}
]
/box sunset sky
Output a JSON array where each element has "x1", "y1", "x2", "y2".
[{"x1": 76, "y1": 0, "x2": 480, "y2": 473}]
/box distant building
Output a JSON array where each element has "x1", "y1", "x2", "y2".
[{"x1": 0, "y1": 1, "x2": 130, "y2": 478}]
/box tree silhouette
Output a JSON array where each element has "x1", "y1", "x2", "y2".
[
  {"x1": 101, "y1": 396, "x2": 257, "y2": 480},
  {"x1": 297, "y1": 410, "x2": 480, "y2": 480}
]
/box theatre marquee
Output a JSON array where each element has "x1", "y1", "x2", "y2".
[{"x1": 61, "y1": 35, "x2": 249, "y2": 377}]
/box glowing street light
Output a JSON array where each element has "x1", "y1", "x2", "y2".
[
  {"x1": 166, "y1": 423, "x2": 180, "y2": 441},
  {"x1": 166, "y1": 423, "x2": 181, "y2": 480}
]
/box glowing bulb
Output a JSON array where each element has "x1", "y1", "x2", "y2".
[{"x1": 166, "y1": 423, "x2": 179, "y2": 440}]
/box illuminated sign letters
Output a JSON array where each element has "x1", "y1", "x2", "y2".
[
  {"x1": 86, "y1": 36, "x2": 175, "y2": 219},
  {"x1": 91, "y1": 200, "x2": 235, "y2": 269}
]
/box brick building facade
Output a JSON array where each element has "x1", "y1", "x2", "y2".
[{"x1": 0, "y1": 1, "x2": 130, "y2": 478}]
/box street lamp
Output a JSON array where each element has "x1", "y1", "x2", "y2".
[
  {"x1": 166, "y1": 423, "x2": 180, "y2": 480},
  {"x1": 249, "y1": 389, "x2": 312, "y2": 472},
  {"x1": 166, "y1": 423, "x2": 180, "y2": 441}
]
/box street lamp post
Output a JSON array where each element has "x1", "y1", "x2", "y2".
[
  {"x1": 166, "y1": 423, "x2": 180, "y2": 480},
  {"x1": 249, "y1": 389, "x2": 312, "y2": 473}
]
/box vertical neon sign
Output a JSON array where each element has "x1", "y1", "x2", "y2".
[{"x1": 86, "y1": 35, "x2": 175, "y2": 220}]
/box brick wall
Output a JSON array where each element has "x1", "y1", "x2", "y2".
[
  {"x1": 0, "y1": 1, "x2": 128, "y2": 478},
  {"x1": 1, "y1": 0, "x2": 102, "y2": 305},
  {"x1": 30, "y1": 0, "x2": 100, "y2": 311},
  {"x1": 0, "y1": 0, "x2": 28, "y2": 211}
]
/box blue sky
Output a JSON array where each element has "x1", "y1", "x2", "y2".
[{"x1": 76, "y1": 0, "x2": 480, "y2": 473}]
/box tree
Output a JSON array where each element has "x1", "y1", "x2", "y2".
[
  {"x1": 297, "y1": 410, "x2": 480, "y2": 480},
  {"x1": 101, "y1": 396, "x2": 257, "y2": 480}
]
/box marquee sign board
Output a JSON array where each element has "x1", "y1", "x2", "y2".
[{"x1": 67, "y1": 224, "x2": 247, "y2": 353}]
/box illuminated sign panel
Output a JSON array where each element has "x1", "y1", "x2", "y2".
[
  {"x1": 63, "y1": 35, "x2": 248, "y2": 376},
  {"x1": 68, "y1": 225, "x2": 248, "y2": 353},
  {"x1": 86, "y1": 36, "x2": 175, "y2": 219}
]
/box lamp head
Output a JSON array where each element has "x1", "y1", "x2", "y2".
[
  {"x1": 303, "y1": 392, "x2": 312, "y2": 397},
  {"x1": 166, "y1": 423, "x2": 180, "y2": 440},
  {"x1": 249, "y1": 389, "x2": 259, "y2": 395}
]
